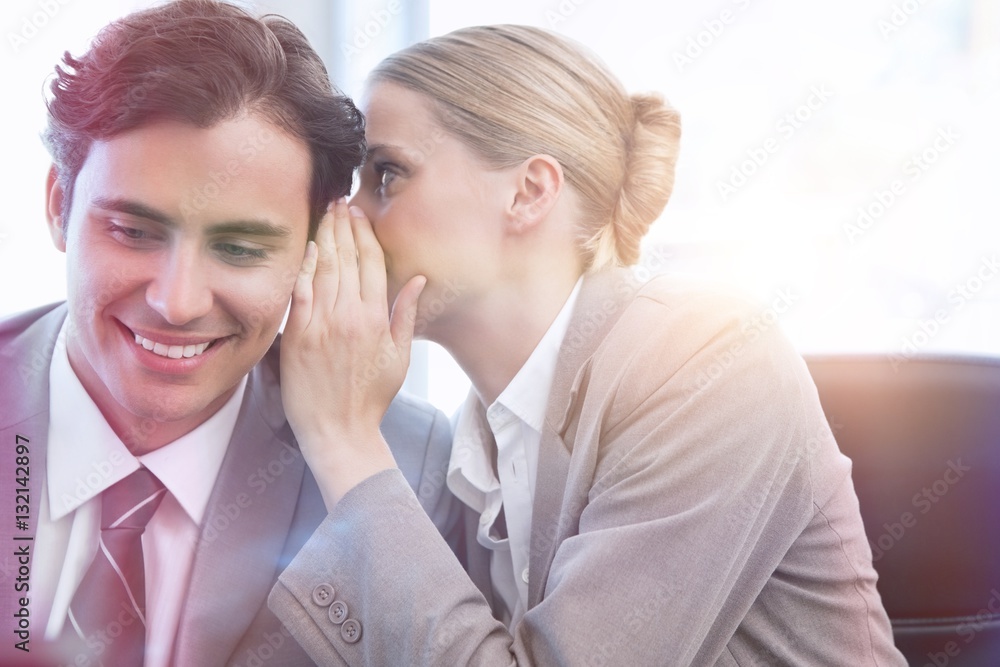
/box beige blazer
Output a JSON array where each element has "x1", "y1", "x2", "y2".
[
  {"x1": 0, "y1": 303, "x2": 457, "y2": 666},
  {"x1": 269, "y1": 269, "x2": 906, "y2": 665}
]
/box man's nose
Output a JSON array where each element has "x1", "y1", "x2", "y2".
[{"x1": 145, "y1": 245, "x2": 213, "y2": 326}]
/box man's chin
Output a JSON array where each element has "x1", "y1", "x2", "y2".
[{"x1": 109, "y1": 389, "x2": 229, "y2": 451}]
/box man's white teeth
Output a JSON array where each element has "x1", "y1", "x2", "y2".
[{"x1": 133, "y1": 333, "x2": 211, "y2": 359}]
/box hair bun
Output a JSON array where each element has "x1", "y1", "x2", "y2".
[
  {"x1": 604, "y1": 94, "x2": 681, "y2": 265},
  {"x1": 373, "y1": 25, "x2": 681, "y2": 271}
]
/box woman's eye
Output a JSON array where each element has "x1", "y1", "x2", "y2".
[{"x1": 373, "y1": 163, "x2": 398, "y2": 193}]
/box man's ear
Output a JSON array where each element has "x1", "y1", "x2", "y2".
[
  {"x1": 45, "y1": 164, "x2": 67, "y2": 252},
  {"x1": 508, "y1": 154, "x2": 563, "y2": 234}
]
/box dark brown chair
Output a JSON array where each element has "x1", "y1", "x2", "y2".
[{"x1": 805, "y1": 354, "x2": 1000, "y2": 666}]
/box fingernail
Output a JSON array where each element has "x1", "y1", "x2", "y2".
[{"x1": 349, "y1": 206, "x2": 364, "y2": 218}]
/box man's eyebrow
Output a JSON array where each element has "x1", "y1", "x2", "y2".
[
  {"x1": 205, "y1": 220, "x2": 292, "y2": 239},
  {"x1": 92, "y1": 196, "x2": 292, "y2": 238},
  {"x1": 93, "y1": 196, "x2": 172, "y2": 225}
]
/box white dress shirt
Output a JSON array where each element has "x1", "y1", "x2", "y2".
[
  {"x1": 32, "y1": 321, "x2": 243, "y2": 667},
  {"x1": 447, "y1": 278, "x2": 582, "y2": 628}
]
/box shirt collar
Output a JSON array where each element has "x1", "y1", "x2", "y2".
[
  {"x1": 47, "y1": 320, "x2": 245, "y2": 524},
  {"x1": 447, "y1": 277, "x2": 583, "y2": 507},
  {"x1": 447, "y1": 390, "x2": 497, "y2": 513},
  {"x1": 493, "y1": 277, "x2": 582, "y2": 433}
]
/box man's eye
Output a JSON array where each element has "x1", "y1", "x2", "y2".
[
  {"x1": 216, "y1": 243, "x2": 267, "y2": 263},
  {"x1": 111, "y1": 224, "x2": 144, "y2": 238},
  {"x1": 109, "y1": 223, "x2": 157, "y2": 245}
]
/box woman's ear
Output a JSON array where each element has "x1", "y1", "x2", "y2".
[
  {"x1": 45, "y1": 164, "x2": 67, "y2": 252},
  {"x1": 508, "y1": 154, "x2": 563, "y2": 234}
]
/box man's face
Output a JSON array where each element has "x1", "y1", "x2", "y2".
[{"x1": 46, "y1": 116, "x2": 312, "y2": 451}]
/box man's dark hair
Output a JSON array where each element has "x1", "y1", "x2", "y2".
[{"x1": 42, "y1": 0, "x2": 363, "y2": 238}]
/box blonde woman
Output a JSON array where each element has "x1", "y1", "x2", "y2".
[{"x1": 271, "y1": 25, "x2": 905, "y2": 665}]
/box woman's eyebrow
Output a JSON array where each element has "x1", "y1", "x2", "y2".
[{"x1": 364, "y1": 143, "x2": 405, "y2": 161}]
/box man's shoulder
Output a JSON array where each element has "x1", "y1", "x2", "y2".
[
  {"x1": 386, "y1": 390, "x2": 445, "y2": 429},
  {"x1": 381, "y1": 391, "x2": 452, "y2": 507},
  {"x1": 0, "y1": 303, "x2": 66, "y2": 390},
  {"x1": 0, "y1": 302, "x2": 65, "y2": 345}
]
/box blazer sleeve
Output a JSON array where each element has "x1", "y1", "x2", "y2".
[
  {"x1": 268, "y1": 289, "x2": 901, "y2": 666},
  {"x1": 268, "y1": 407, "x2": 512, "y2": 666}
]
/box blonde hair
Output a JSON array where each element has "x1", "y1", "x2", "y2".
[{"x1": 370, "y1": 25, "x2": 681, "y2": 270}]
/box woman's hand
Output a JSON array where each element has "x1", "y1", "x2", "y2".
[{"x1": 280, "y1": 199, "x2": 427, "y2": 509}]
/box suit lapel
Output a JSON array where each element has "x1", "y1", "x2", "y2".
[
  {"x1": 0, "y1": 308, "x2": 310, "y2": 664},
  {"x1": 173, "y1": 349, "x2": 306, "y2": 666},
  {"x1": 528, "y1": 422, "x2": 573, "y2": 607},
  {"x1": 528, "y1": 269, "x2": 636, "y2": 606},
  {"x1": 0, "y1": 304, "x2": 64, "y2": 648}
]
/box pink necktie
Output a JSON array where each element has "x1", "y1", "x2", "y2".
[{"x1": 65, "y1": 467, "x2": 166, "y2": 667}]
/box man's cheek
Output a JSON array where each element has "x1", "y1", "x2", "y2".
[
  {"x1": 243, "y1": 288, "x2": 292, "y2": 336},
  {"x1": 273, "y1": 263, "x2": 304, "y2": 313}
]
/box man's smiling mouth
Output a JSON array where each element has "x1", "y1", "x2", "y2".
[{"x1": 133, "y1": 332, "x2": 216, "y2": 359}]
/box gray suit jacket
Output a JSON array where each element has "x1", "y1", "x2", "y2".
[
  {"x1": 269, "y1": 270, "x2": 906, "y2": 665},
  {"x1": 0, "y1": 303, "x2": 457, "y2": 666}
]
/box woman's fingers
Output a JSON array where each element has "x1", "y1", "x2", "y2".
[
  {"x1": 389, "y1": 274, "x2": 427, "y2": 358},
  {"x1": 350, "y1": 202, "x2": 422, "y2": 362},
  {"x1": 279, "y1": 199, "x2": 413, "y2": 507},
  {"x1": 332, "y1": 199, "x2": 360, "y2": 307},
  {"x1": 286, "y1": 240, "x2": 318, "y2": 336},
  {"x1": 311, "y1": 201, "x2": 341, "y2": 315},
  {"x1": 350, "y1": 205, "x2": 388, "y2": 307}
]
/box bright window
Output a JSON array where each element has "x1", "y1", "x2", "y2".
[
  {"x1": 417, "y1": 0, "x2": 1000, "y2": 414},
  {"x1": 3, "y1": 0, "x2": 997, "y2": 417}
]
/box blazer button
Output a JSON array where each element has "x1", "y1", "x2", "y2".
[
  {"x1": 328, "y1": 600, "x2": 349, "y2": 624},
  {"x1": 341, "y1": 618, "x2": 362, "y2": 644},
  {"x1": 311, "y1": 583, "x2": 335, "y2": 607}
]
